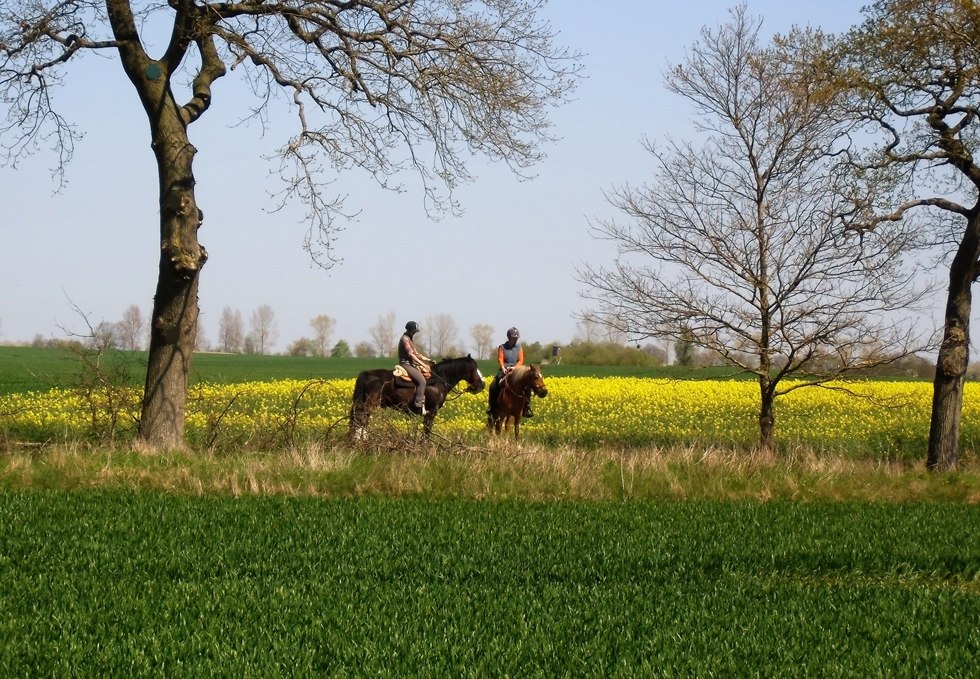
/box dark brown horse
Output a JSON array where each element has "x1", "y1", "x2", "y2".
[
  {"x1": 487, "y1": 364, "x2": 548, "y2": 441},
  {"x1": 349, "y1": 355, "x2": 485, "y2": 441}
]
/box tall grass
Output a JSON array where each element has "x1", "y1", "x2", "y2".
[{"x1": 2, "y1": 442, "x2": 977, "y2": 502}]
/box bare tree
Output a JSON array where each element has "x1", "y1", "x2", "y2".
[
  {"x1": 309, "y1": 315, "x2": 336, "y2": 358},
  {"x1": 576, "y1": 312, "x2": 627, "y2": 344},
  {"x1": 470, "y1": 323, "x2": 494, "y2": 360},
  {"x1": 353, "y1": 341, "x2": 376, "y2": 358},
  {"x1": 369, "y1": 312, "x2": 397, "y2": 358},
  {"x1": 194, "y1": 322, "x2": 209, "y2": 352},
  {"x1": 91, "y1": 320, "x2": 120, "y2": 352},
  {"x1": 577, "y1": 6, "x2": 930, "y2": 451},
  {"x1": 248, "y1": 305, "x2": 278, "y2": 355},
  {"x1": 115, "y1": 305, "x2": 146, "y2": 351},
  {"x1": 826, "y1": 0, "x2": 979, "y2": 471},
  {"x1": 425, "y1": 313, "x2": 459, "y2": 356},
  {"x1": 286, "y1": 337, "x2": 317, "y2": 356},
  {"x1": 217, "y1": 307, "x2": 244, "y2": 354},
  {"x1": 1, "y1": 1, "x2": 580, "y2": 448}
]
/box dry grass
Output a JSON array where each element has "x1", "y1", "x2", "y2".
[{"x1": 2, "y1": 437, "x2": 978, "y2": 503}]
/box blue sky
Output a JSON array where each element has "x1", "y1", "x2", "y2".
[{"x1": 1, "y1": 1, "x2": 871, "y2": 352}]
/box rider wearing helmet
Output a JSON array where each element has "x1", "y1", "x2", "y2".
[
  {"x1": 398, "y1": 321, "x2": 433, "y2": 415},
  {"x1": 487, "y1": 326, "x2": 533, "y2": 418}
]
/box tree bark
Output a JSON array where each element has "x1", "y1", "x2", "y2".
[
  {"x1": 926, "y1": 212, "x2": 979, "y2": 471},
  {"x1": 138, "y1": 129, "x2": 206, "y2": 449},
  {"x1": 758, "y1": 376, "x2": 776, "y2": 453}
]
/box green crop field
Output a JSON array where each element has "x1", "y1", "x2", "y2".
[
  {"x1": 0, "y1": 345, "x2": 747, "y2": 396},
  {"x1": 1, "y1": 489, "x2": 977, "y2": 676},
  {"x1": 2, "y1": 346, "x2": 977, "y2": 675}
]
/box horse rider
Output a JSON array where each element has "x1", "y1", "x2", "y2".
[
  {"x1": 488, "y1": 326, "x2": 533, "y2": 418},
  {"x1": 398, "y1": 320, "x2": 434, "y2": 415}
]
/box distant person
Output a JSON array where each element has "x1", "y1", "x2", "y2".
[
  {"x1": 551, "y1": 344, "x2": 562, "y2": 365},
  {"x1": 398, "y1": 321, "x2": 433, "y2": 415},
  {"x1": 488, "y1": 326, "x2": 533, "y2": 418}
]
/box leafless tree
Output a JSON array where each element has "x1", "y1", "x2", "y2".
[
  {"x1": 577, "y1": 6, "x2": 931, "y2": 452},
  {"x1": 826, "y1": 0, "x2": 979, "y2": 471},
  {"x1": 285, "y1": 337, "x2": 317, "y2": 356},
  {"x1": 217, "y1": 307, "x2": 244, "y2": 354},
  {"x1": 248, "y1": 304, "x2": 278, "y2": 355},
  {"x1": 369, "y1": 312, "x2": 397, "y2": 358},
  {"x1": 425, "y1": 313, "x2": 459, "y2": 356},
  {"x1": 1, "y1": 1, "x2": 580, "y2": 448},
  {"x1": 309, "y1": 315, "x2": 336, "y2": 358},
  {"x1": 575, "y1": 312, "x2": 627, "y2": 344},
  {"x1": 194, "y1": 323, "x2": 209, "y2": 352},
  {"x1": 470, "y1": 323, "x2": 494, "y2": 360},
  {"x1": 91, "y1": 320, "x2": 120, "y2": 352},
  {"x1": 116, "y1": 304, "x2": 146, "y2": 351},
  {"x1": 572, "y1": 317, "x2": 603, "y2": 344},
  {"x1": 353, "y1": 341, "x2": 376, "y2": 358}
]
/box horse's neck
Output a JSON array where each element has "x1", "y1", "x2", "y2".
[{"x1": 434, "y1": 361, "x2": 463, "y2": 389}]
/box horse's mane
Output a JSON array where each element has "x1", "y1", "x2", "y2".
[
  {"x1": 507, "y1": 365, "x2": 533, "y2": 384},
  {"x1": 435, "y1": 355, "x2": 471, "y2": 367},
  {"x1": 434, "y1": 355, "x2": 475, "y2": 378}
]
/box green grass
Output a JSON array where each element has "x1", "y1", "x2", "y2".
[{"x1": 1, "y1": 489, "x2": 976, "y2": 676}]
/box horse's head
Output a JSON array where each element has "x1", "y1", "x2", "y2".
[
  {"x1": 527, "y1": 365, "x2": 548, "y2": 398},
  {"x1": 508, "y1": 365, "x2": 548, "y2": 397},
  {"x1": 463, "y1": 354, "x2": 486, "y2": 393},
  {"x1": 434, "y1": 355, "x2": 485, "y2": 393}
]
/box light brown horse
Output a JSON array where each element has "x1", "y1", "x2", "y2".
[{"x1": 487, "y1": 364, "x2": 548, "y2": 441}]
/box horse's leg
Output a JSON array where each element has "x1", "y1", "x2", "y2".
[
  {"x1": 422, "y1": 412, "x2": 435, "y2": 440},
  {"x1": 348, "y1": 402, "x2": 366, "y2": 441},
  {"x1": 349, "y1": 391, "x2": 380, "y2": 442},
  {"x1": 491, "y1": 412, "x2": 504, "y2": 435},
  {"x1": 513, "y1": 414, "x2": 522, "y2": 442}
]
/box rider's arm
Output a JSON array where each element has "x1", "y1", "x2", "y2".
[
  {"x1": 497, "y1": 345, "x2": 506, "y2": 370},
  {"x1": 408, "y1": 340, "x2": 429, "y2": 365}
]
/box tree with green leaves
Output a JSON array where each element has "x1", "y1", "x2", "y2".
[
  {"x1": 827, "y1": 0, "x2": 980, "y2": 470},
  {"x1": 1, "y1": 0, "x2": 580, "y2": 449}
]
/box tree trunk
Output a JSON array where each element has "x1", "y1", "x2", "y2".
[
  {"x1": 136, "y1": 114, "x2": 207, "y2": 449},
  {"x1": 758, "y1": 377, "x2": 776, "y2": 453},
  {"x1": 927, "y1": 212, "x2": 980, "y2": 471},
  {"x1": 105, "y1": 2, "x2": 213, "y2": 449}
]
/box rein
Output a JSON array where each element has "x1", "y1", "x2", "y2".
[{"x1": 501, "y1": 371, "x2": 528, "y2": 400}]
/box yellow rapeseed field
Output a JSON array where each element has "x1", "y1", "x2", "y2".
[{"x1": 2, "y1": 378, "x2": 977, "y2": 460}]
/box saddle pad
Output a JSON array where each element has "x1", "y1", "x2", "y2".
[{"x1": 393, "y1": 364, "x2": 431, "y2": 382}]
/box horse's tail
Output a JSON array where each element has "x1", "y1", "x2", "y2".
[
  {"x1": 349, "y1": 371, "x2": 374, "y2": 439},
  {"x1": 349, "y1": 371, "x2": 370, "y2": 422}
]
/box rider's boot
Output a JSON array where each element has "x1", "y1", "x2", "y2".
[{"x1": 523, "y1": 391, "x2": 534, "y2": 418}]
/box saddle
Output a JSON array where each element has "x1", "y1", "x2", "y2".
[{"x1": 393, "y1": 364, "x2": 431, "y2": 385}]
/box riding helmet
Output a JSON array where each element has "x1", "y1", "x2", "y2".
[
  {"x1": 507, "y1": 327, "x2": 520, "y2": 340},
  {"x1": 405, "y1": 321, "x2": 419, "y2": 334}
]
